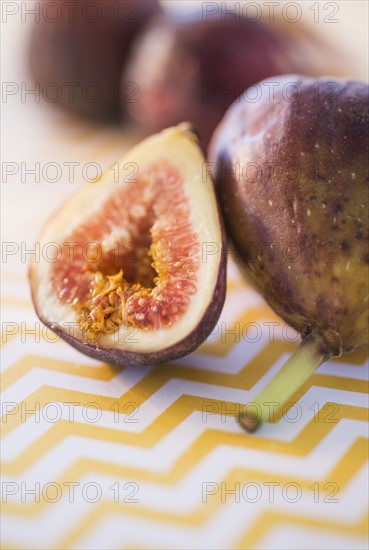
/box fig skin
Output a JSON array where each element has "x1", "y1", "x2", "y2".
[
  {"x1": 209, "y1": 75, "x2": 369, "y2": 357},
  {"x1": 121, "y1": 13, "x2": 296, "y2": 150},
  {"x1": 30, "y1": 125, "x2": 227, "y2": 367},
  {"x1": 29, "y1": 0, "x2": 161, "y2": 119}
]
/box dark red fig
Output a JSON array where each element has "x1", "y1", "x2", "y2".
[
  {"x1": 209, "y1": 75, "x2": 369, "y2": 430},
  {"x1": 121, "y1": 13, "x2": 297, "y2": 150},
  {"x1": 29, "y1": 0, "x2": 161, "y2": 119},
  {"x1": 30, "y1": 125, "x2": 226, "y2": 366}
]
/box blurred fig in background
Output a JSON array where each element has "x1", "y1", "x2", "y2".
[
  {"x1": 121, "y1": 13, "x2": 297, "y2": 149},
  {"x1": 29, "y1": 0, "x2": 161, "y2": 119}
]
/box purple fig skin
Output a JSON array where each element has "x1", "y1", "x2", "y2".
[
  {"x1": 29, "y1": 0, "x2": 161, "y2": 119},
  {"x1": 122, "y1": 13, "x2": 296, "y2": 150},
  {"x1": 209, "y1": 75, "x2": 369, "y2": 357},
  {"x1": 30, "y1": 237, "x2": 226, "y2": 368}
]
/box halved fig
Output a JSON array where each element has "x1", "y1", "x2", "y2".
[{"x1": 30, "y1": 125, "x2": 226, "y2": 366}]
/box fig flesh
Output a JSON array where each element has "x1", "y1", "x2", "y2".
[
  {"x1": 209, "y1": 75, "x2": 369, "y2": 429},
  {"x1": 29, "y1": 0, "x2": 161, "y2": 119},
  {"x1": 30, "y1": 125, "x2": 226, "y2": 366},
  {"x1": 122, "y1": 13, "x2": 296, "y2": 150}
]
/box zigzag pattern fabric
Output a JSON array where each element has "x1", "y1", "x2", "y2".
[{"x1": 2, "y1": 248, "x2": 368, "y2": 549}]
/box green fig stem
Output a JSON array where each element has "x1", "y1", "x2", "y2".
[{"x1": 240, "y1": 335, "x2": 330, "y2": 432}]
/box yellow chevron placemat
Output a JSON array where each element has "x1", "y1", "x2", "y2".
[{"x1": 1, "y1": 2, "x2": 368, "y2": 549}]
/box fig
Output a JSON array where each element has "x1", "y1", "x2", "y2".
[
  {"x1": 122, "y1": 13, "x2": 296, "y2": 150},
  {"x1": 29, "y1": 0, "x2": 161, "y2": 119},
  {"x1": 30, "y1": 125, "x2": 226, "y2": 366},
  {"x1": 209, "y1": 75, "x2": 369, "y2": 430}
]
